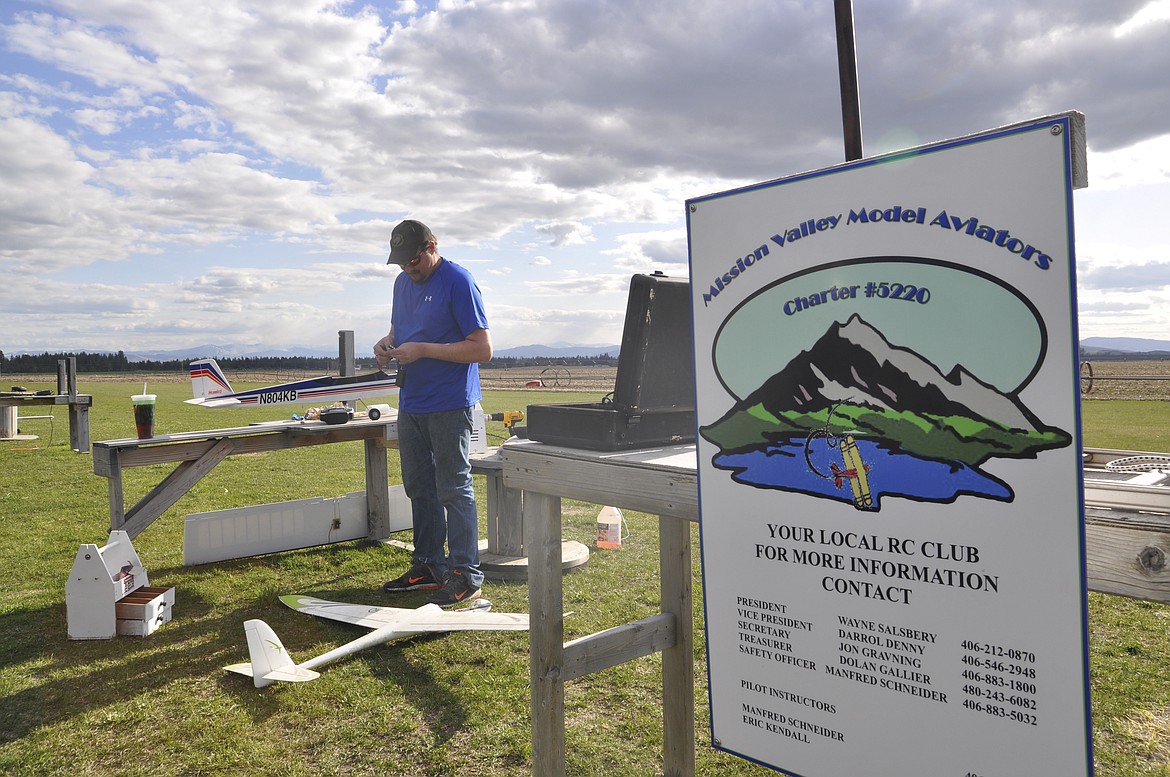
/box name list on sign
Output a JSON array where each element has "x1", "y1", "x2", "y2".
[{"x1": 736, "y1": 596, "x2": 847, "y2": 745}]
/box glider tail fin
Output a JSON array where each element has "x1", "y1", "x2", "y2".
[
  {"x1": 189, "y1": 358, "x2": 233, "y2": 401},
  {"x1": 241, "y1": 619, "x2": 319, "y2": 687}
]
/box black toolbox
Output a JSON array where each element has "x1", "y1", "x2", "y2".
[{"x1": 526, "y1": 272, "x2": 695, "y2": 450}]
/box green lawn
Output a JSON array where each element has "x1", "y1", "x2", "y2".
[{"x1": 1, "y1": 382, "x2": 1168, "y2": 775}]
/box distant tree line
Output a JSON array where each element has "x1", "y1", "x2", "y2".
[
  {"x1": 2, "y1": 350, "x2": 136, "y2": 374},
  {"x1": 0, "y1": 350, "x2": 619, "y2": 375},
  {"x1": 0, "y1": 351, "x2": 342, "y2": 375}
]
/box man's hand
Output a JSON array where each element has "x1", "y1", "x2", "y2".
[
  {"x1": 373, "y1": 335, "x2": 394, "y2": 367},
  {"x1": 386, "y1": 341, "x2": 425, "y2": 365}
]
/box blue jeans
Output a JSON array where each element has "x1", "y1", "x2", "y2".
[{"x1": 397, "y1": 406, "x2": 483, "y2": 589}]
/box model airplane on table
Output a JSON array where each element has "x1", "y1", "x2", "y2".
[
  {"x1": 224, "y1": 595, "x2": 529, "y2": 687},
  {"x1": 187, "y1": 358, "x2": 399, "y2": 408}
]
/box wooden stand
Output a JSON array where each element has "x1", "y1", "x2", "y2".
[
  {"x1": 499, "y1": 439, "x2": 698, "y2": 777},
  {"x1": 92, "y1": 413, "x2": 579, "y2": 578},
  {"x1": 472, "y1": 448, "x2": 589, "y2": 580},
  {"x1": 0, "y1": 357, "x2": 92, "y2": 451},
  {"x1": 93, "y1": 416, "x2": 401, "y2": 541}
]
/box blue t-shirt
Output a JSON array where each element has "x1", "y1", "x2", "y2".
[{"x1": 390, "y1": 258, "x2": 489, "y2": 414}]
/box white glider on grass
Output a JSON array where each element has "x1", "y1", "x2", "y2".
[{"x1": 225, "y1": 595, "x2": 529, "y2": 688}]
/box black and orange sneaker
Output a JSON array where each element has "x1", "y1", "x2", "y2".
[
  {"x1": 382, "y1": 564, "x2": 443, "y2": 592},
  {"x1": 426, "y1": 570, "x2": 481, "y2": 608}
]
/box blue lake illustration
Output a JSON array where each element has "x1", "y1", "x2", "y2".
[{"x1": 713, "y1": 436, "x2": 1013, "y2": 510}]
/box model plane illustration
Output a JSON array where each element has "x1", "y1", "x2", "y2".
[
  {"x1": 224, "y1": 595, "x2": 529, "y2": 687},
  {"x1": 833, "y1": 434, "x2": 873, "y2": 509},
  {"x1": 187, "y1": 358, "x2": 399, "y2": 408}
]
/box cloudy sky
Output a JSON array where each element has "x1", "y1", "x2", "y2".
[{"x1": 2, "y1": 0, "x2": 1169, "y2": 356}]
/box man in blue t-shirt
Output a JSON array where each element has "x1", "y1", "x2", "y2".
[{"x1": 374, "y1": 219, "x2": 492, "y2": 607}]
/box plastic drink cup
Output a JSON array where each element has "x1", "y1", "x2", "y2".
[{"x1": 131, "y1": 394, "x2": 156, "y2": 439}]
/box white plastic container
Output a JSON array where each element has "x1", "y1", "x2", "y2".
[{"x1": 596, "y1": 506, "x2": 623, "y2": 549}]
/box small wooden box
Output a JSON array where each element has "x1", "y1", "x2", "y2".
[{"x1": 115, "y1": 586, "x2": 175, "y2": 637}]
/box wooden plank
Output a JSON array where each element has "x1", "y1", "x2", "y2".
[
  {"x1": 472, "y1": 449, "x2": 525, "y2": 556},
  {"x1": 94, "y1": 422, "x2": 390, "y2": 469},
  {"x1": 105, "y1": 454, "x2": 125, "y2": 529},
  {"x1": 525, "y1": 489, "x2": 565, "y2": 777},
  {"x1": 660, "y1": 514, "x2": 695, "y2": 777},
  {"x1": 501, "y1": 442, "x2": 698, "y2": 521},
  {"x1": 0, "y1": 394, "x2": 92, "y2": 407},
  {"x1": 495, "y1": 479, "x2": 524, "y2": 555},
  {"x1": 68, "y1": 403, "x2": 90, "y2": 452},
  {"x1": 561, "y1": 613, "x2": 675, "y2": 681},
  {"x1": 92, "y1": 443, "x2": 116, "y2": 478},
  {"x1": 95, "y1": 416, "x2": 391, "y2": 448},
  {"x1": 1086, "y1": 508, "x2": 1170, "y2": 602}
]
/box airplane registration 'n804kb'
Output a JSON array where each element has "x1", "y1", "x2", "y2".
[{"x1": 187, "y1": 358, "x2": 399, "y2": 408}]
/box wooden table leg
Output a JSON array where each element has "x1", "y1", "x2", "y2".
[
  {"x1": 364, "y1": 439, "x2": 390, "y2": 539},
  {"x1": 526, "y1": 490, "x2": 565, "y2": 777},
  {"x1": 70, "y1": 403, "x2": 91, "y2": 453},
  {"x1": 106, "y1": 453, "x2": 125, "y2": 532},
  {"x1": 660, "y1": 514, "x2": 696, "y2": 777}
]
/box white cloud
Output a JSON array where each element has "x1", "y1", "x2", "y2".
[
  {"x1": 1115, "y1": 0, "x2": 1170, "y2": 36},
  {"x1": 2, "y1": 0, "x2": 1170, "y2": 351}
]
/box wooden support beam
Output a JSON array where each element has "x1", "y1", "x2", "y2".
[{"x1": 562, "y1": 613, "x2": 676, "y2": 682}]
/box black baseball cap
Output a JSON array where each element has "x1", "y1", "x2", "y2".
[{"x1": 387, "y1": 219, "x2": 434, "y2": 265}]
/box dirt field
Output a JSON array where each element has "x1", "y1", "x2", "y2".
[
  {"x1": 480, "y1": 364, "x2": 616, "y2": 392},
  {"x1": 1079, "y1": 359, "x2": 1170, "y2": 401}
]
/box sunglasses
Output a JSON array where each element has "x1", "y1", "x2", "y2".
[{"x1": 392, "y1": 245, "x2": 426, "y2": 268}]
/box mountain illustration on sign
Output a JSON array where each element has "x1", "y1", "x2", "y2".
[{"x1": 700, "y1": 314, "x2": 1071, "y2": 511}]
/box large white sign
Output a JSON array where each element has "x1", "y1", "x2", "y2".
[{"x1": 688, "y1": 114, "x2": 1091, "y2": 776}]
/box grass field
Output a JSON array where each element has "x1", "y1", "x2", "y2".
[{"x1": 1, "y1": 367, "x2": 1169, "y2": 775}]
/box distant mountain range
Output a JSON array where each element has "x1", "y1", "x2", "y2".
[{"x1": 1079, "y1": 337, "x2": 1170, "y2": 354}]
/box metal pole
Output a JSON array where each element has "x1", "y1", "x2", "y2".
[{"x1": 834, "y1": 0, "x2": 864, "y2": 161}]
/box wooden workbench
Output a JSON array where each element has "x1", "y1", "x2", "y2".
[
  {"x1": 90, "y1": 414, "x2": 577, "y2": 577},
  {"x1": 93, "y1": 416, "x2": 400, "y2": 540},
  {"x1": 499, "y1": 439, "x2": 699, "y2": 777},
  {"x1": 0, "y1": 392, "x2": 93, "y2": 451},
  {"x1": 1, "y1": 357, "x2": 92, "y2": 452}
]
